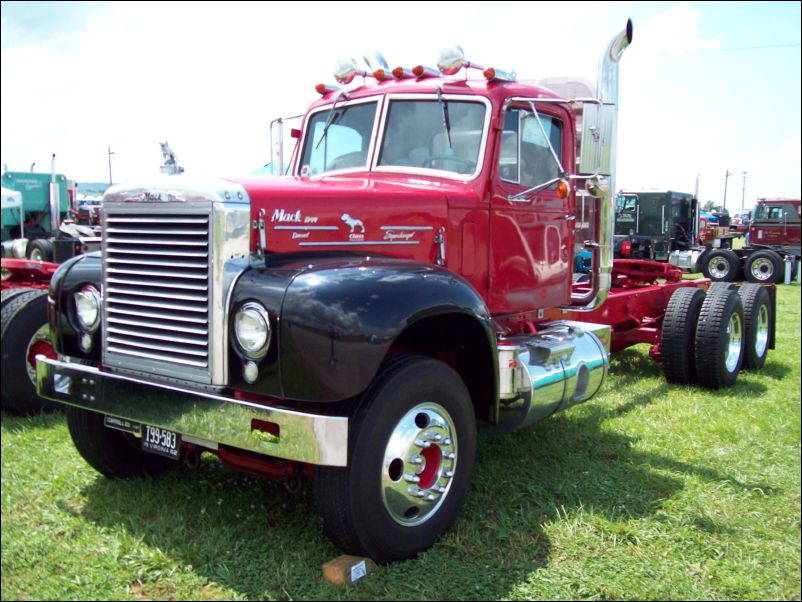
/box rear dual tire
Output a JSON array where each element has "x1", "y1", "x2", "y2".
[
  {"x1": 694, "y1": 289, "x2": 744, "y2": 389},
  {"x1": 662, "y1": 287, "x2": 753, "y2": 388}
]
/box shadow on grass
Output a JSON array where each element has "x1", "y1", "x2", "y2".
[
  {"x1": 71, "y1": 370, "x2": 780, "y2": 601},
  {"x1": 0, "y1": 409, "x2": 64, "y2": 434}
]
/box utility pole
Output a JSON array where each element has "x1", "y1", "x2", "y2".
[
  {"x1": 107, "y1": 146, "x2": 114, "y2": 186},
  {"x1": 723, "y1": 169, "x2": 732, "y2": 210},
  {"x1": 741, "y1": 171, "x2": 747, "y2": 211}
]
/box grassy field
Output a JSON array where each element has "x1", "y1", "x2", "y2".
[{"x1": 2, "y1": 285, "x2": 800, "y2": 600}]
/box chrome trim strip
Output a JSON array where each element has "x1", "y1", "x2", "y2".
[
  {"x1": 108, "y1": 297, "x2": 208, "y2": 313},
  {"x1": 299, "y1": 240, "x2": 420, "y2": 247},
  {"x1": 108, "y1": 316, "x2": 207, "y2": 335},
  {"x1": 36, "y1": 356, "x2": 348, "y2": 467},
  {"x1": 380, "y1": 226, "x2": 434, "y2": 231},
  {"x1": 273, "y1": 225, "x2": 339, "y2": 231},
  {"x1": 107, "y1": 346, "x2": 208, "y2": 367},
  {"x1": 107, "y1": 306, "x2": 208, "y2": 324}
]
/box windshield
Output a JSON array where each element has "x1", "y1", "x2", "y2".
[
  {"x1": 299, "y1": 101, "x2": 378, "y2": 176},
  {"x1": 378, "y1": 99, "x2": 486, "y2": 175},
  {"x1": 615, "y1": 195, "x2": 637, "y2": 222}
]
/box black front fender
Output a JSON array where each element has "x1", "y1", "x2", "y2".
[
  {"x1": 281, "y1": 257, "x2": 492, "y2": 401},
  {"x1": 240, "y1": 255, "x2": 492, "y2": 402}
]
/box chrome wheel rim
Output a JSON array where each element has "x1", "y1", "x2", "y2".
[
  {"x1": 725, "y1": 312, "x2": 743, "y2": 373},
  {"x1": 381, "y1": 402, "x2": 457, "y2": 526},
  {"x1": 710, "y1": 259, "x2": 731, "y2": 279},
  {"x1": 25, "y1": 324, "x2": 53, "y2": 384},
  {"x1": 749, "y1": 258, "x2": 774, "y2": 281},
  {"x1": 755, "y1": 304, "x2": 770, "y2": 358},
  {"x1": 29, "y1": 248, "x2": 43, "y2": 261}
]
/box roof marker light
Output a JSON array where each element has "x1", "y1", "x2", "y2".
[
  {"x1": 412, "y1": 65, "x2": 440, "y2": 79},
  {"x1": 392, "y1": 66, "x2": 414, "y2": 79},
  {"x1": 316, "y1": 83, "x2": 341, "y2": 95}
]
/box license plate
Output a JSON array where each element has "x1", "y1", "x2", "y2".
[{"x1": 141, "y1": 424, "x2": 181, "y2": 460}]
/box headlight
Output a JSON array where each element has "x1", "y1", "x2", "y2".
[
  {"x1": 234, "y1": 302, "x2": 271, "y2": 359},
  {"x1": 74, "y1": 285, "x2": 101, "y2": 332}
]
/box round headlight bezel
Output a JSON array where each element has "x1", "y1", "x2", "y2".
[
  {"x1": 74, "y1": 284, "x2": 101, "y2": 333},
  {"x1": 234, "y1": 302, "x2": 271, "y2": 360}
]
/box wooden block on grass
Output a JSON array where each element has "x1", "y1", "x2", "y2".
[{"x1": 322, "y1": 554, "x2": 377, "y2": 585}]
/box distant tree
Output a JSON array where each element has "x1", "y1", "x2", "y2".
[{"x1": 703, "y1": 200, "x2": 718, "y2": 211}]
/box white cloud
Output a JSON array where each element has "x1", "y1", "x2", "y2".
[{"x1": 1, "y1": 1, "x2": 799, "y2": 203}]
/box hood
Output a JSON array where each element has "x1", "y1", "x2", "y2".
[{"x1": 229, "y1": 174, "x2": 457, "y2": 263}]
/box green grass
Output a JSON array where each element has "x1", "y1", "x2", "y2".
[{"x1": 2, "y1": 286, "x2": 800, "y2": 600}]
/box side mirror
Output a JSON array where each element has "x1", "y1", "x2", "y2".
[{"x1": 579, "y1": 103, "x2": 615, "y2": 175}]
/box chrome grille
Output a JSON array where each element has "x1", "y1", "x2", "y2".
[{"x1": 103, "y1": 212, "x2": 212, "y2": 378}]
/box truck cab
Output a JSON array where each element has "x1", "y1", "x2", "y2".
[
  {"x1": 614, "y1": 190, "x2": 697, "y2": 261},
  {"x1": 34, "y1": 21, "x2": 771, "y2": 563},
  {"x1": 749, "y1": 198, "x2": 801, "y2": 256}
]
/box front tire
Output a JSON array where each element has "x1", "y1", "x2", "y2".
[
  {"x1": 314, "y1": 356, "x2": 476, "y2": 563},
  {"x1": 67, "y1": 407, "x2": 178, "y2": 478},
  {"x1": 701, "y1": 249, "x2": 741, "y2": 282},
  {"x1": 1, "y1": 289, "x2": 60, "y2": 414},
  {"x1": 25, "y1": 239, "x2": 54, "y2": 262}
]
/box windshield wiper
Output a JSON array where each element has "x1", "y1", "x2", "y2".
[
  {"x1": 436, "y1": 85, "x2": 452, "y2": 149},
  {"x1": 316, "y1": 91, "x2": 348, "y2": 149}
]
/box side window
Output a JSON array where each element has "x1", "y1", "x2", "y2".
[
  {"x1": 305, "y1": 123, "x2": 363, "y2": 174},
  {"x1": 498, "y1": 110, "x2": 520, "y2": 182},
  {"x1": 767, "y1": 206, "x2": 784, "y2": 220},
  {"x1": 498, "y1": 108, "x2": 563, "y2": 188},
  {"x1": 615, "y1": 195, "x2": 637, "y2": 223},
  {"x1": 783, "y1": 203, "x2": 800, "y2": 221}
]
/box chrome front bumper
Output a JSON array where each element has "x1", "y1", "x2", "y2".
[{"x1": 36, "y1": 356, "x2": 348, "y2": 466}]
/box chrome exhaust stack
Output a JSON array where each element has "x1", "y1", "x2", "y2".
[
  {"x1": 492, "y1": 321, "x2": 611, "y2": 434},
  {"x1": 571, "y1": 19, "x2": 633, "y2": 311}
]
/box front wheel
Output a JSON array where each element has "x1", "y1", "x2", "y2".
[
  {"x1": 701, "y1": 249, "x2": 741, "y2": 282},
  {"x1": 314, "y1": 356, "x2": 476, "y2": 563},
  {"x1": 1, "y1": 289, "x2": 60, "y2": 414},
  {"x1": 67, "y1": 407, "x2": 178, "y2": 478},
  {"x1": 25, "y1": 239, "x2": 54, "y2": 262}
]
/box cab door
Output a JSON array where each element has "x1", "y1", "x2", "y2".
[
  {"x1": 751, "y1": 201, "x2": 802, "y2": 254},
  {"x1": 489, "y1": 104, "x2": 573, "y2": 314}
]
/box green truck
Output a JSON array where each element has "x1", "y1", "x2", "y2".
[
  {"x1": 614, "y1": 190, "x2": 800, "y2": 283},
  {"x1": 1, "y1": 163, "x2": 98, "y2": 262}
]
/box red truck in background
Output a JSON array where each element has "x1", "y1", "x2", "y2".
[{"x1": 33, "y1": 21, "x2": 776, "y2": 563}]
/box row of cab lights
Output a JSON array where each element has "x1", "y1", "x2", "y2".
[{"x1": 316, "y1": 47, "x2": 517, "y2": 95}]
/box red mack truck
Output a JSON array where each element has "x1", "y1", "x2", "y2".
[{"x1": 34, "y1": 21, "x2": 776, "y2": 562}]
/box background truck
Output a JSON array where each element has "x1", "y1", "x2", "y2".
[
  {"x1": 1, "y1": 145, "x2": 178, "y2": 415},
  {"x1": 614, "y1": 190, "x2": 800, "y2": 283},
  {"x1": 34, "y1": 21, "x2": 776, "y2": 563},
  {"x1": 1, "y1": 157, "x2": 99, "y2": 262}
]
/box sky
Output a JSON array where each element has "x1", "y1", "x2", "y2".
[{"x1": 1, "y1": 1, "x2": 800, "y2": 209}]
